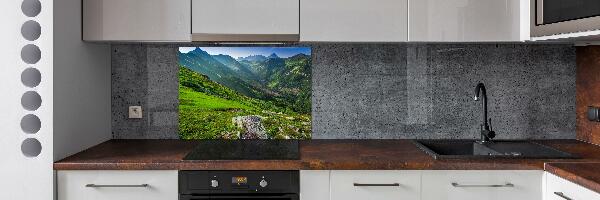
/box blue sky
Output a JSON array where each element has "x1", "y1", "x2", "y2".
[{"x1": 179, "y1": 47, "x2": 311, "y2": 59}]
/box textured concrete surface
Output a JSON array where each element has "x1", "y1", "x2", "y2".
[
  {"x1": 112, "y1": 43, "x2": 576, "y2": 139},
  {"x1": 112, "y1": 45, "x2": 179, "y2": 139}
]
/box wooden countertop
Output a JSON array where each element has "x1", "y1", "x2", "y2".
[
  {"x1": 54, "y1": 139, "x2": 600, "y2": 170},
  {"x1": 545, "y1": 162, "x2": 600, "y2": 194}
]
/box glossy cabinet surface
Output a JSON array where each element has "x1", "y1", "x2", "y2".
[
  {"x1": 82, "y1": 0, "x2": 191, "y2": 41},
  {"x1": 300, "y1": 0, "x2": 408, "y2": 42},
  {"x1": 330, "y1": 170, "x2": 421, "y2": 200},
  {"x1": 409, "y1": 0, "x2": 529, "y2": 41},
  {"x1": 545, "y1": 172, "x2": 600, "y2": 200},
  {"x1": 57, "y1": 170, "x2": 178, "y2": 200},
  {"x1": 300, "y1": 170, "x2": 331, "y2": 200},
  {"x1": 421, "y1": 170, "x2": 543, "y2": 200},
  {"x1": 192, "y1": 0, "x2": 299, "y2": 41}
]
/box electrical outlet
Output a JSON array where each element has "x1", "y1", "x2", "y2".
[{"x1": 129, "y1": 106, "x2": 143, "y2": 119}]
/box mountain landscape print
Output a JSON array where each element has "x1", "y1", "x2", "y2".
[{"x1": 178, "y1": 47, "x2": 312, "y2": 140}]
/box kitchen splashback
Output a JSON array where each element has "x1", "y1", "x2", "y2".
[{"x1": 112, "y1": 43, "x2": 576, "y2": 139}]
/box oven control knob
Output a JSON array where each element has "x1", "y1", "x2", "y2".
[
  {"x1": 259, "y1": 179, "x2": 268, "y2": 188},
  {"x1": 211, "y1": 180, "x2": 219, "y2": 188}
]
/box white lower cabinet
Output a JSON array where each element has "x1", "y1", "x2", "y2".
[
  {"x1": 301, "y1": 170, "x2": 331, "y2": 200},
  {"x1": 330, "y1": 170, "x2": 421, "y2": 200},
  {"x1": 57, "y1": 170, "x2": 600, "y2": 200},
  {"x1": 545, "y1": 172, "x2": 600, "y2": 200},
  {"x1": 421, "y1": 170, "x2": 543, "y2": 200},
  {"x1": 57, "y1": 170, "x2": 178, "y2": 200}
]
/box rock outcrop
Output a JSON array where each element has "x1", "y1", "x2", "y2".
[{"x1": 232, "y1": 115, "x2": 268, "y2": 139}]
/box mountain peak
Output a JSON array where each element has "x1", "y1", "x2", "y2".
[
  {"x1": 288, "y1": 53, "x2": 309, "y2": 60},
  {"x1": 237, "y1": 54, "x2": 268, "y2": 62},
  {"x1": 268, "y1": 53, "x2": 280, "y2": 59},
  {"x1": 190, "y1": 47, "x2": 209, "y2": 55}
]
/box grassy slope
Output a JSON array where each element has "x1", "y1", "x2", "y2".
[{"x1": 179, "y1": 66, "x2": 311, "y2": 139}]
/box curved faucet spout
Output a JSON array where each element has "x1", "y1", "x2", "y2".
[
  {"x1": 474, "y1": 83, "x2": 494, "y2": 142},
  {"x1": 474, "y1": 83, "x2": 488, "y2": 128}
]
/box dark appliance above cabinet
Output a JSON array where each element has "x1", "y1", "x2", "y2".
[{"x1": 532, "y1": 0, "x2": 600, "y2": 37}]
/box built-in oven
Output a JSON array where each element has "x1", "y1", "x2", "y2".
[
  {"x1": 532, "y1": 0, "x2": 600, "y2": 37},
  {"x1": 179, "y1": 171, "x2": 299, "y2": 200}
]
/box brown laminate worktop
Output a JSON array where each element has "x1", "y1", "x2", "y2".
[
  {"x1": 54, "y1": 139, "x2": 600, "y2": 194},
  {"x1": 54, "y1": 139, "x2": 600, "y2": 171},
  {"x1": 545, "y1": 162, "x2": 600, "y2": 194}
]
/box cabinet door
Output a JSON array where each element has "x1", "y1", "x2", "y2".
[
  {"x1": 545, "y1": 172, "x2": 600, "y2": 200},
  {"x1": 421, "y1": 170, "x2": 543, "y2": 200},
  {"x1": 191, "y1": 0, "x2": 299, "y2": 41},
  {"x1": 300, "y1": 0, "x2": 408, "y2": 42},
  {"x1": 83, "y1": 0, "x2": 191, "y2": 41},
  {"x1": 300, "y1": 171, "x2": 330, "y2": 200},
  {"x1": 57, "y1": 170, "x2": 178, "y2": 200},
  {"x1": 330, "y1": 170, "x2": 420, "y2": 200},
  {"x1": 409, "y1": 0, "x2": 529, "y2": 42}
]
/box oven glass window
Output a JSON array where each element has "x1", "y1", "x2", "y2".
[{"x1": 541, "y1": 0, "x2": 600, "y2": 24}]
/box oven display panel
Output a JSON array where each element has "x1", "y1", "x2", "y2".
[{"x1": 232, "y1": 176, "x2": 248, "y2": 185}]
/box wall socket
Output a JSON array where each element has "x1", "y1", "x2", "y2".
[{"x1": 128, "y1": 106, "x2": 143, "y2": 119}]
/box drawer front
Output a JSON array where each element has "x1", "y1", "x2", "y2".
[
  {"x1": 545, "y1": 173, "x2": 600, "y2": 200},
  {"x1": 422, "y1": 170, "x2": 543, "y2": 200},
  {"x1": 57, "y1": 170, "x2": 178, "y2": 200},
  {"x1": 330, "y1": 170, "x2": 420, "y2": 200}
]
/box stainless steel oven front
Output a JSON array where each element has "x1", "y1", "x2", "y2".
[{"x1": 532, "y1": 0, "x2": 600, "y2": 37}]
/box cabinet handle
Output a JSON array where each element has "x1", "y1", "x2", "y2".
[
  {"x1": 85, "y1": 184, "x2": 149, "y2": 188},
  {"x1": 451, "y1": 182, "x2": 514, "y2": 188},
  {"x1": 553, "y1": 192, "x2": 573, "y2": 200},
  {"x1": 353, "y1": 183, "x2": 400, "y2": 187}
]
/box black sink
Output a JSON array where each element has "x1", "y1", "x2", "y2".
[{"x1": 413, "y1": 140, "x2": 577, "y2": 160}]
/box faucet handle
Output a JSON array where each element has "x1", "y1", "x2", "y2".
[{"x1": 488, "y1": 118, "x2": 496, "y2": 139}]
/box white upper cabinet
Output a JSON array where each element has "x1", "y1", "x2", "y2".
[
  {"x1": 191, "y1": 0, "x2": 300, "y2": 42},
  {"x1": 80, "y1": 0, "x2": 532, "y2": 42},
  {"x1": 409, "y1": 0, "x2": 530, "y2": 42},
  {"x1": 300, "y1": 0, "x2": 408, "y2": 42},
  {"x1": 82, "y1": 0, "x2": 191, "y2": 42}
]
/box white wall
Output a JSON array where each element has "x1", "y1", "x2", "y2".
[
  {"x1": 53, "y1": 0, "x2": 112, "y2": 161},
  {"x1": 0, "y1": 0, "x2": 54, "y2": 199}
]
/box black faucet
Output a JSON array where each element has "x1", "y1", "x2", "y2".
[{"x1": 474, "y1": 83, "x2": 495, "y2": 143}]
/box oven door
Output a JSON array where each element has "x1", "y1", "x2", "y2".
[
  {"x1": 180, "y1": 194, "x2": 299, "y2": 200},
  {"x1": 532, "y1": 0, "x2": 600, "y2": 37}
]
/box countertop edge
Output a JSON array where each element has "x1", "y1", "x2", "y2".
[{"x1": 545, "y1": 162, "x2": 600, "y2": 194}]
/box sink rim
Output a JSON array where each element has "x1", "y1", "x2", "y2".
[{"x1": 412, "y1": 139, "x2": 579, "y2": 160}]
